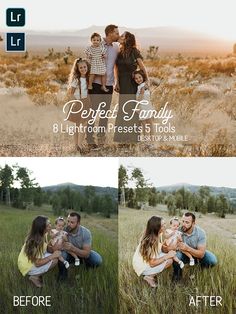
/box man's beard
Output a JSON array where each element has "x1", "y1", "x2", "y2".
[
  {"x1": 66, "y1": 226, "x2": 76, "y2": 232},
  {"x1": 181, "y1": 225, "x2": 192, "y2": 232}
]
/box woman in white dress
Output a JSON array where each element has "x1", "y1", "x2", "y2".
[{"x1": 132, "y1": 216, "x2": 176, "y2": 287}]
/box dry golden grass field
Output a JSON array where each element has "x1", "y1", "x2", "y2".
[{"x1": 0, "y1": 52, "x2": 236, "y2": 156}]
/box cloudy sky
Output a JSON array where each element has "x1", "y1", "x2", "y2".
[
  {"x1": 0, "y1": 157, "x2": 118, "y2": 188},
  {"x1": 0, "y1": 0, "x2": 235, "y2": 40},
  {"x1": 120, "y1": 158, "x2": 236, "y2": 188}
]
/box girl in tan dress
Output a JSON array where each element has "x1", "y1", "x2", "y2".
[{"x1": 66, "y1": 58, "x2": 91, "y2": 154}]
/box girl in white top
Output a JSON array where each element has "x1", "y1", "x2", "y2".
[
  {"x1": 67, "y1": 58, "x2": 91, "y2": 154},
  {"x1": 133, "y1": 70, "x2": 155, "y2": 141},
  {"x1": 132, "y1": 216, "x2": 175, "y2": 288},
  {"x1": 165, "y1": 217, "x2": 194, "y2": 267},
  {"x1": 85, "y1": 32, "x2": 108, "y2": 92}
]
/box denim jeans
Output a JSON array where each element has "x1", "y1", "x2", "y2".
[
  {"x1": 172, "y1": 250, "x2": 217, "y2": 281},
  {"x1": 58, "y1": 250, "x2": 102, "y2": 280}
]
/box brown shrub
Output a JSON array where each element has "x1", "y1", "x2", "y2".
[{"x1": 52, "y1": 64, "x2": 70, "y2": 83}]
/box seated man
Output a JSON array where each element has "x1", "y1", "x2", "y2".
[
  {"x1": 56, "y1": 212, "x2": 102, "y2": 281},
  {"x1": 163, "y1": 212, "x2": 217, "y2": 281}
]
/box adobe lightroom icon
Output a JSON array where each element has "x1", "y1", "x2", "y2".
[
  {"x1": 6, "y1": 33, "x2": 25, "y2": 51},
  {"x1": 6, "y1": 8, "x2": 25, "y2": 27}
]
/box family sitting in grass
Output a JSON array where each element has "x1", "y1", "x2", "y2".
[
  {"x1": 18, "y1": 212, "x2": 102, "y2": 288},
  {"x1": 132, "y1": 212, "x2": 217, "y2": 288}
]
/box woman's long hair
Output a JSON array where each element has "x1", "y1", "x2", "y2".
[
  {"x1": 120, "y1": 32, "x2": 137, "y2": 58},
  {"x1": 140, "y1": 216, "x2": 163, "y2": 262},
  {"x1": 68, "y1": 58, "x2": 90, "y2": 96},
  {"x1": 24, "y1": 216, "x2": 48, "y2": 262}
]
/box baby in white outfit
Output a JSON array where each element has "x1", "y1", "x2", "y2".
[
  {"x1": 50, "y1": 217, "x2": 80, "y2": 268},
  {"x1": 165, "y1": 217, "x2": 194, "y2": 267}
]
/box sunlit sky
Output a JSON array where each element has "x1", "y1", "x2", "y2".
[
  {"x1": 0, "y1": 0, "x2": 235, "y2": 40},
  {"x1": 120, "y1": 158, "x2": 236, "y2": 188},
  {"x1": 0, "y1": 158, "x2": 118, "y2": 188}
]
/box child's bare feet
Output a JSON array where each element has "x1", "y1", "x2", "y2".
[
  {"x1": 88, "y1": 84, "x2": 93, "y2": 90},
  {"x1": 143, "y1": 275, "x2": 157, "y2": 288},
  {"x1": 101, "y1": 85, "x2": 109, "y2": 92}
]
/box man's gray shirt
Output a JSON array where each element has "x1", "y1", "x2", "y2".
[
  {"x1": 66, "y1": 225, "x2": 92, "y2": 249},
  {"x1": 182, "y1": 225, "x2": 206, "y2": 249}
]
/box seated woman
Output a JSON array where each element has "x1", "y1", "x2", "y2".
[
  {"x1": 18, "y1": 215, "x2": 61, "y2": 288},
  {"x1": 132, "y1": 216, "x2": 176, "y2": 288}
]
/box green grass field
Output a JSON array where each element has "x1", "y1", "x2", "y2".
[
  {"x1": 0, "y1": 206, "x2": 118, "y2": 314},
  {"x1": 119, "y1": 208, "x2": 236, "y2": 314}
]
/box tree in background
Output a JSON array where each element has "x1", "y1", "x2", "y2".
[
  {"x1": 51, "y1": 194, "x2": 62, "y2": 216},
  {"x1": 15, "y1": 166, "x2": 37, "y2": 208},
  {"x1": 165, "y1": 194, "x2": 177, "y2": 216},
  {"x1": 117, "y1": 165, "x2": 234, "y2": 218},
  {"x1": 0, "y1": 164, "x2": 14, "y2": 205},
  {"x1": 215, "y1": 194, "x2": 229, "y2": 218},
  {"x1": 131, "y1": 168, "x2": 150, "y2": 207},
  {"x1": 101, "y1": 194, "x2": 114, "y2": 218},
  {"x1": 126, "y1": 188, "x2": 137, "y2": 208},
  {"x1": 148, "y1": 187, "x2": 158, "y2": 207},
  {"x1": 118, "y1": 165, "x2": 128, "y2": 206},
  {"x1": 0, "y1": 164, "x2": 117, "y2": 218},
  {"x1": 84, "y1": 186, "x2": 96, "y2": 214}
]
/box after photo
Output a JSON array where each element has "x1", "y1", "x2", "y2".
[
  {"x1": 0, "y1": 157, "x2": 118, "y2": 314},
  {"x1": 119, "y1": 158, "x2": 236, "y2": 314}
]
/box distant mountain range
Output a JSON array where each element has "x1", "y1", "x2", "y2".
[
  {"x1": 156, "y1": 183, "x2": 236, "y2": 200},
  {"x1": 42, "y1": 182, "x2": 117, "y2": 199},
  {"x1": 1, "y1": 26, "x2": 233, "y2": 53}
]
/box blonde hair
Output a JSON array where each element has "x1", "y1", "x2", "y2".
[{"x1": 170, "y1": 217, "x2": 180, "y2": 225}]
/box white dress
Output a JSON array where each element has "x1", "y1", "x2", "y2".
[
  {"x1": 85, "y1": 44, "x2": 107, "y2": 75},
  {"x1": 136, "y1": 83, "x2": 154, "y2": 120},
  {"x1": 70, "y1": 78, "x2": 88, "y2": 99},
  {"x1": 165, "y1": 229, "x2": 182, "y2": 246},
  {"x1": 132, "y1": 242, "x2": 167, "y2": 276},
  {"x1": 50, "y1": 229, "x2": 68, "y2": 246},
  {"x1": 67, "y1": 77, "x2": 90, "y2": 124}
]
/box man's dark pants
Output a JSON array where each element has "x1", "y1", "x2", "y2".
[
  {"x1": 58, "y1": 250, "x2": 102, "y2": 280},
  {"x1": 172, "y1": 250, "x2": 217, "y2": 281}
]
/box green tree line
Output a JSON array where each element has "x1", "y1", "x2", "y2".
[
  {"x1": 0, "y1": 164, "x2": 117, "y2": 218},
  {"x1": 119, "y1": 165, "x2": 235, "y2": 218}
]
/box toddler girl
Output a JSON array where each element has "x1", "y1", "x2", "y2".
[
  {"x1": 165, "y1": 217, "x2": 194, "y2": 267},
  {"x1": 133, "y1": 70, "x2": 155, "y2": 141},
  {"x1": 85, "y1": 32, "x2": 108, "y2": 92},
  {"x1": 50, "y1": 217, "x2": 80, "y2": 268}
]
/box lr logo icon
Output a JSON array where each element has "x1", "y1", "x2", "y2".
[
  {"x1": 6, "y1": 8, "x2": 25, "y2": 27},
  {"x1": 6, "y1": 33, "x2": 25, "y2": 51}
]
